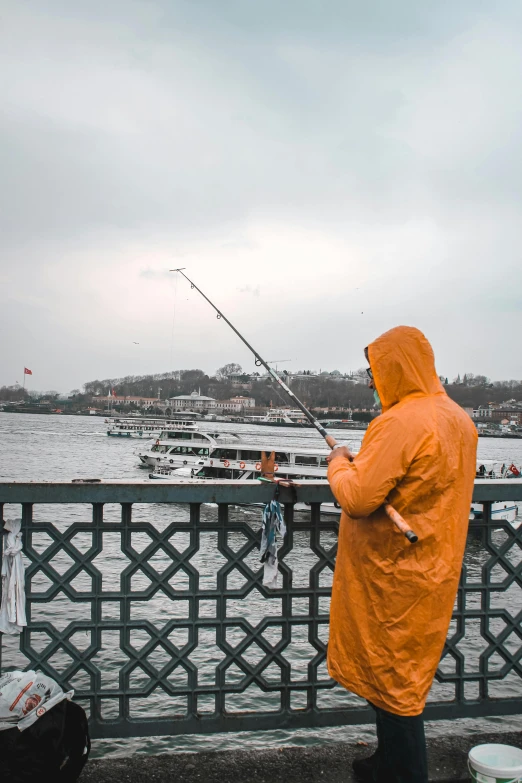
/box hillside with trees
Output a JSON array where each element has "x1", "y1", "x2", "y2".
[
  {"x1": 3, "y1": 365, "x2": 520, "y2": 412},
  {"x1": 75, "y1": 365, "x2": 522, "y2": 412}
]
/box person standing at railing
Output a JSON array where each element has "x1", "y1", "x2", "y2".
[{"x1": 326, "y1": 326, "x2": 477, "y2": 783}]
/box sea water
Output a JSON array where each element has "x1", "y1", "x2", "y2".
[{"x1": 0, "y1": 412, "x2": 521, "y2": 757}]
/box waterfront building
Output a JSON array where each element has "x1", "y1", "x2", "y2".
[
  {"x1": 215, "y1": 396, "x2": 256, "y2": 413},
  {"x1": 97, "y1": 395, "x2": 158, "y2": 406},
  {"x1": 473, "y1": 405, "x2": 522, "y2": 425},
  {"x1": 166, "y1": 390, "x2": 217, "y2": 411},
  {"x1": 231, "y1": 395, "x2": 255, "y2": 408}
]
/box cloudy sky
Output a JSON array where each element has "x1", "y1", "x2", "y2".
[{"x1": 1, "y1": 0, "x2": 521, "y2": 392}]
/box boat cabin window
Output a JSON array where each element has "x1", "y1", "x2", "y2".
[
  {"x1": 165, "y1": 431, "x2": 193, "y2": 439},
  {"x1": 213, "y1": 448, "x2": 239, "y2": 460},
  {"x1": 295, "y1": 455, "x2": 319, "y2": 466},
  {"x1": 151, "y1": 445, "x2": 170, "y2": 453},
  {"x1": 275, "y1": 452, "x2": 289, "y2": 464},
  {"x1": 167, "y1": 446, "x2": 209, "y2": 456},
  {"x1": 319, "y1": 457, "x2": 329, "y2": 467},
  {"x1": 240, "y1": 450, "x2": 262, "y2": 461}
]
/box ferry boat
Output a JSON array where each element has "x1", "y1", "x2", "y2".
[
  {"x1": 107, "y1": 418, "x2": 196, "y2": 438},
  {"x1": 141, "y1": 435, "x2": 521, "y2": 525},
  {"x1": 245, "y1": 409, "x2": 310, "y2": 426},
  {"x1": 137, "y1": 427, "x2": 329, "y2": 476},
  {"x1": 243, "y1": 409, "x2": 367, "y2": 429}
]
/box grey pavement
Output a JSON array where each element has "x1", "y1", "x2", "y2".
[{"x1": 80, "y1": 730, "x2": 522, "y2": 782}]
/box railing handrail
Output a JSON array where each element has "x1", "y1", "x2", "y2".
[{"x1": 1, "y1": 478, "x2": 521, "y2": 504}]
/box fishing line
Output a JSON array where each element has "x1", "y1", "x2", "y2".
[
  {"x1": 169, "y1": 272, "x2": 179, "y2": 374},
  {"x1": 170, "y1": 268, "x2": 418, "y2": 544}
]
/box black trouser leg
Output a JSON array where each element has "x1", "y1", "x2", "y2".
[{"x1": 373, "y1": 704, "x2": 428, "y2": 783}]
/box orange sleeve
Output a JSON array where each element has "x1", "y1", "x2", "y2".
[{"x1": 327, "y1": 415, "x2": 413, "y2": 518}]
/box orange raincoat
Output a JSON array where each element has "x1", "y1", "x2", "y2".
[{"x1": 327, "y1": 326, "x2": 477, "y2": 716}]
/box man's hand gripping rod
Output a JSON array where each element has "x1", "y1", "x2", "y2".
[{"x1": 171, "y1": 268, "x2": 418, "y2": 544}]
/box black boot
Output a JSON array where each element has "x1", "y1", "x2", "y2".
[
  {"x1": 373, "y1": 705, "x2": 428, "y2": 783},
  {"x1": 352, "y1": 751, "x2": 379, "y2": 782}
]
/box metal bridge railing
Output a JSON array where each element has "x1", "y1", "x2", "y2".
[{"x1": 1, "y1": 479, "x2": 521, "y2": 740}]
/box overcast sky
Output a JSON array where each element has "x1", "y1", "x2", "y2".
[{"x1": 1, "y1": 0, "x2": 521, "y2": 392}]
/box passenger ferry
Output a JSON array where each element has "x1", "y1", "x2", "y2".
[
  {"x1": 245, "y1": 409, "x2": 310, "y2": 426},
  {"x1": 107, "y1": 418, "x2": 196, "y2": 438},
  {"x1": 137, "y1": 427, "x2": 329, "y2": 477},
  {"x1": 140, "y1": 435, "x2": 521, "y2": 525},
  {"x1": 143, "y1": 429, "x2": 334, "y2": 513}
]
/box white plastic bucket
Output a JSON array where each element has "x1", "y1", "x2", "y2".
[{"x1": 468, "y1": 744, "x2": 522, "y2": 783}]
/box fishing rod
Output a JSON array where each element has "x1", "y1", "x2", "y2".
[{"x1": 170, "y1": 268, "x2": 418, "y2": 544}]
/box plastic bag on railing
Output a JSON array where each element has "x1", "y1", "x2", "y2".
[
  {"x1": 0, "y1": 519, "x2": 26, "y2": 635},
  {"x1": 0, "y1": 670, "x2": 74, "y2": 732},
  {"x1": 260, "y1": 499, "x2": 286, "y2": 589}
]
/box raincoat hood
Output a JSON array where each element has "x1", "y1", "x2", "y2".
[{"x1": 368, "y1": 326, "x2": 444, "y2": 413}]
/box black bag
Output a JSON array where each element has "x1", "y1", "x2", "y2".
[{"x1": 0, "y1": 699, "x2": 90, "y2": 782}]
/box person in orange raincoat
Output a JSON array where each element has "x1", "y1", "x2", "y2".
[{"x1": 327, "y1": 326, "x2": 477, "y2": 783}]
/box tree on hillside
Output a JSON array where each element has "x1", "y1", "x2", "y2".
[
  {"x1": 80, "y1": 367, "x2": 522, "y2": 412},
  {"x1": 29, "y1": 390, "x2": 59, "y2": 401},
  {"x1": 0, "y1": 385, "x2": 28, "y2": 402},
  {"x1": 180, "y1": 369, "x2": 207, "y2": 386},
  {"x1": 460, "y1": 373, "x2": 490, "y2": 387},
  {"x1": 353, "y1": 367, "x2": 370, "y2": 385},
  {"x1": 216, "y1": 363, "x2": 242, "y2": 380}
]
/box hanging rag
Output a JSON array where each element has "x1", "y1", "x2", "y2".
[
  {"x1": 0, "y1": 519, "x2": 27, "y2": 635},
  {"x1": 259, "y1": 499, "x2": 286, "y2": 589}
]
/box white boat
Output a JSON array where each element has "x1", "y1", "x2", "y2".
[
  {"x1": 138, "y1": 427, "x2": 329, "y2": 476},
  {"x1": 142, "y1": 438, "x2": 521, "y2": 526},
  {"x1": 471, "y1": 461, "x2": 521, "y2": 525},
  {"x1": 469, "y1": 501, "x2": 520, "y2": 526},
  {"x1": 245, "y1": 409, "x2": 309, "y2": 425},
  {"x1": 148, "y1": 462, "x2": 339, "y2": 514},
  {"x1": 107, "y1": 418, "x2": 196, "y2": 439}
]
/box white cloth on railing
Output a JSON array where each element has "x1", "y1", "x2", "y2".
[
  {"x1": 0, "y1": 670, "x2": 73, "y2": 731},
  {"x1": 260, "y1": 500, "x2": 286, "y2": 589},
  {"x1": 0, "y1": 519, "x2": 27, "y2": 635}
]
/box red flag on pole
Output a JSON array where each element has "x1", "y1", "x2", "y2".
[{"x1": 24, "y1": 368, "x2": 32, "y2": 375}]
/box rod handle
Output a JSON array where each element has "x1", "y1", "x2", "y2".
[
  {"x1": 325, "y1": 435, "x2": 338, "y2": 449},
  {"x1": 384, "y1": 503, "x2": 418, "y2": 544}
]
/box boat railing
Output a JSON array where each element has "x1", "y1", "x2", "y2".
[
  {"x1": 1, "y1": 478, "x2": 521, "y2": 741},
  {"x1": 210, "y1": 456, "x2": 325, "y2": 471}
]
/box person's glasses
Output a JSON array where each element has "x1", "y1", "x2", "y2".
[{"x1": 366, "y1": 367, "x2": 373, "y2": 380}]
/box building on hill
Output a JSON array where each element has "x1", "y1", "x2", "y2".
[
  {"x1": 473, "y1": 405, "x2": 522, "y2": 424},
  {"x1": 97, "y1": 395, "x2": 158, "y2": 406},
  {"x1": 228, "y1": 373, "x2": 253, "y2": 390},
  {"x1": 231, "y1": 396, "x2": 255, "y2": 408},
  {"x1": 215, "y1": 396, "x2": 256, "y2": 414},
  {"x1": 166, "y1": 390, "x2": 217, "y2": 411}
]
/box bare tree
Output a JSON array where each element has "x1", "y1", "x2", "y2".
[{"x1": 216, "y1": 363, "x2": 242, "y2": 380}]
